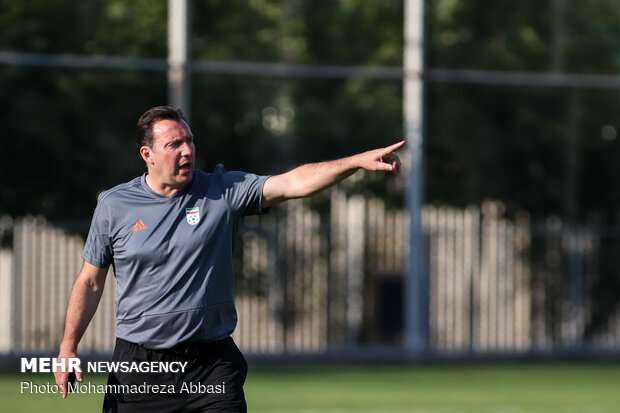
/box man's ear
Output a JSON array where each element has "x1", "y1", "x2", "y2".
[{"x1": 140, "y1": 146, "x2": 154, "y2": 165}]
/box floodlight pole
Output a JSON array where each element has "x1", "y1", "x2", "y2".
[
  {"x1": 168, "y1": 0, "x2": 190, "y2": 119},
  {"x1": 403, "y1": 0, "x2": 428, "y2": 356}
]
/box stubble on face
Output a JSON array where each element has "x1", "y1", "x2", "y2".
[{"x1": 146, "y1": 119, "x2": 196, "y2": 196}]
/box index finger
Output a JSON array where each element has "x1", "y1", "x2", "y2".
[
  {"x1": 382, "y1": 140, "x2": 405, "y2": 154},
  {"x1": 54, "y1": 372, "x2": 68, "y2": 398}
]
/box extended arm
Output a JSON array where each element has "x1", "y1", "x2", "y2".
[
  {"x1": 262, "y1": 140, "x2": 404, "y2": 208},
  {"x1": 54, "y1": 261, "x2": 108, "y2": 398}
]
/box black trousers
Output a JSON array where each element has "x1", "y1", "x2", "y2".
[{"x1": 102, "y1": 337, "x2": 248, "y2": 413}]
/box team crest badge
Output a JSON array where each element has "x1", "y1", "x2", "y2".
[{"x1": 186, "y1": 207, "x2": 200, "y2": 225}]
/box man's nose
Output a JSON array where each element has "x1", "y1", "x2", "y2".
[{"x1": 181, "y1": 141, "x2": 194, "y2": 155}]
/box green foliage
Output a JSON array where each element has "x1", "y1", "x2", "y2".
[
  {"x1": 0, "y1": 0, "x2": 167, "y2": 56},
  {"x1": 2, "y1": 0, "x2": 620, "y2": 223},
  {"x1": 0, "y1": 0, "x2": 405, "y2": 219},
  {"x1": 425, "y1": 0, "x2": 620, "y2": 222}
]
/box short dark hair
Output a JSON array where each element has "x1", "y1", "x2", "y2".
[{"x1": 136, "y1": 105, "x2": 188, "y2": 148}]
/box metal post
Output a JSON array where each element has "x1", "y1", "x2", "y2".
[
  {"x1": 404, "y1": 0, "x2": 428, "y2": 355},
  {"x1": 168, "y1": 0, "x2": 190, "y2": 118}
]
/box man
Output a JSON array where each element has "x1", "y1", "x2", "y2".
[{"x1": 54, "y1": 105, "x2": 403, "y2": 412}]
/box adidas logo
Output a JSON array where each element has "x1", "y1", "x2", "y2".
[{"x1": 131, "y1": 220, "x2": 148, "y2": 232}]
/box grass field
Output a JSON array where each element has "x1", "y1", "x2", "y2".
[{"x1": 2, "y1": 363, "x2": 620, "y2": 412}]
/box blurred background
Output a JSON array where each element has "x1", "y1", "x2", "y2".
[{"x1": 2, "y1": 1, "x2": 620, "y2": 408}]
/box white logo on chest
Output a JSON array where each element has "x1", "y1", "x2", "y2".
[{"x1": 185, "y1": 207, "x2": 200, "y2": 225}]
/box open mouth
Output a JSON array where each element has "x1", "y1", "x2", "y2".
[{"x1": 179, "y1": 161, "x2": 192, "y2": 172}]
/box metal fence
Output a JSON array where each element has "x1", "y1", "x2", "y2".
[
  {"x1": 1, "y1": 191, "x2": 619, "y2": 357},
  {"x1": 0, "y1": 216, "x2": 116, "y2": 354}
]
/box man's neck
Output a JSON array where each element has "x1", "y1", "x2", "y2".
[{"x1": 145, "y1": 173, "x2": 186, "y2": 197}]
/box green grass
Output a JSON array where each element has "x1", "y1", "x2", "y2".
[
  {"x1": 246, "y1": 363, "x2": 620, "y2": 413},
  {"x1": 2, "y1": 363, "x2": 620, "y2": 412}
]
